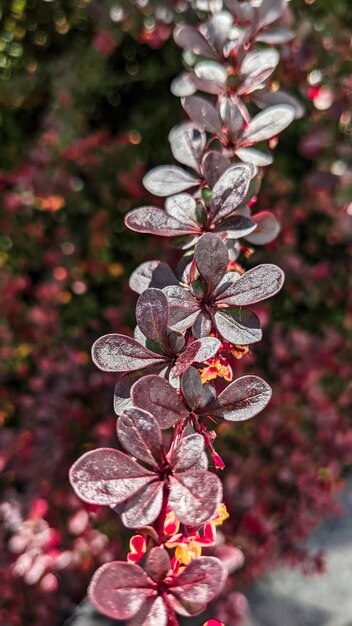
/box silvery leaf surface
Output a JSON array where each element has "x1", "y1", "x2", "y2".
[
  {"x1": 117, "y1": 407, "x2": 163, "y2": 468},
  {"x1": 143, "y1": 165, "x2": 200, "y2": 197},
  {"x1": 194, "y1": 233, "x2": 228, "y2": 294},
  {"x1": 129, "y1": 260, "x2": 178, "y2": 295},
  {"x1": 69, "y1": 448, "x2": 155, "y2": 506},
  {"x1": 201, "y1": 150, "x2": 231, "y2": 188},
  {"x1": 136, "y1": 289, "x2": 170, "y2": 352},
  {"x1": 204, "y1": 375, "x2": 272, "y2": 421},
  {"x1": 216, "y1": 263, "x2": 284, "y2": 306},
  {"x1": 174, "y1": 24, "x2": 219, "y2": 60},
  {"x1": 169, "y1": 470, "x2": 222, "y2": 524},
  {"x1": 92, "y1": 334, "x2": 165, "y2": 373},
  {"x1": 214, "y1": 307, "x2": 262, "y2": 344},
  {"x1": 125, "y1": 206, "x2": 194, "y2": 237},
  {"x1": 170, "y1": 434, "x2": 205, "y2": 471},
  {"x1": 121, "y1": 480, "x2": 164, "y2": 528},
  {"x1": 235, "y1": 147, "x2": 274, "y2": 166},
  {"x1": 183, "y1": 96, "x2": 224, "y2": 137},
  {"x1": 241, "y1": 105, "x2": 295, "y2": 144},
  {"x1": 169, "y1": 123, "x2": 206, "y2": 172}
]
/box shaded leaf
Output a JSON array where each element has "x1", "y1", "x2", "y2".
[
  {"x1": 216, "y1": 214, "x2": 256, "y2": 238},
  {"x1": 69, "y1": 449, "x2": 155, "y2": 505},
  {"x1": 169, "y1": 470, "x2": 222, "y2": 524},
  {"x1": 131, "y1": 375, "x2": 188, "y2": 428},
  {"x1": 145, "y1": 547, "x2": 170, "y2": 584},
  {"x1": 164, "y1": 285, "x2": 199, "y2": 332},
  {"x1": 246, "y1": 211, "x2": 280, "y2": 245},
  {"x1": 136, "y1": 289, "x2": 170, "y2": 351},
  {"x1": 129, "y1": 596, "x2": 167, "y2": 626},
  {"x1": 143, "y1": 165, "x2": 200, "y2": 197},
  {"x1": 181, "y1": 366, "x2": 205, "y2": 411},
  {"x1": 183, "y1": 96, "x2": 223, "y2": 136},
  {"x1": 125, "y1": 207, "x2": 190, "y2": 237},
  {"x1": 201, "y1": 151, "x2": 231, "y2": 188},
  {"x1": 192, "y1": 310, "x2": 212, "y2": 338},
  {"x1": 195, "y1": 233, "x2": 228, "y2": 294},
  {"x1": 171, "y1": 557, "x2": 225, "y2": 606},
  {"x1": 174, "y1": 24, "x2": 219, "y2": 60}
]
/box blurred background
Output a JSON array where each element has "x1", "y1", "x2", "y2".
[{"x1": 0, "y1": 1, "x2": 351, "y2": 625}]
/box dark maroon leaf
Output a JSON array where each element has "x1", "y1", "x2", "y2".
[
  {"x1": 136, "y1": 289, "x2": 170, "y2": 351},
  {"x1": 194, "y1": 234, "x2": 228, "y2": 294},
  {"x1": 238, "y1": 49, "x2": 279, "y2": 95},
  {"x1": 201, "y1": 151, "x2": 231, "y2": 188},
  {"x1": 210, "y1": 164, "x2": 252, "y2": 221},
  {"x1": 143, "y1": 165, "x2": 200, "y2": 197},
  {"x1": 216, "y1": 264, "x2": 284, "y2": 306},
  {"x1": 172, "y1": 337, "x2": 220, "y2": 378},
  {"x1": 113, "y1": 373, "x2": 135, "y2": 414},
  {"x1": 131, "y1": 375, "x2": 188, "y2": 429},
  {"x1": 117, "y1": 408, "x2": 163, "y2": 467},
  {"x1": 92, "y1": 334, "x2": 165, "y2": 372},
  {"x1": 181, "y1": 367, "x2": 209, "y2": 411},
  {"x1": 216, "y1": 214, "x2": 257, "y2": 238},
  {"x1": 129, "y1": 260, "x2": 178, "y2": 295},
  {"x1": 169, "y1": 470, "x2": 222, "y2": 524},
  {"x1": 88, "y1": 561, "x2": 150, "y2": 621},
  {"x1": 121, "y1": 480, "x2": 164, "y2": 529},
  {"x1": 170, "y1": 434, "x2": 204, "y2": 471},
  {"x1": 69, "y1": 449, "x2": 155, "y2": 505},
  {"x1": 164, "y1": 285, "x2": 200, "y2": 332},
  {"x1": 214, "y1": 307, "x2": 262, "y2": 344},
  {"x1": 192, "y1": 310, "x2": 212, "y2": 338},
  {"x1": 183, "y1": 96, "x2": 223, "y2": 136},
  {"x1": 204, "y1": 375, "x2": 272, "y2": 421},
  {"x1": 145, "y1": 547, "x2": 170, "y2": 584}
]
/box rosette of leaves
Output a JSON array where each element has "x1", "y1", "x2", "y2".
[
  {"x1": 70, "y1": 406, "x2": 222, "y2": 528},
  {"x1": 164, "y1": 232, "x2": 284, "y2": 344},
  {"x1": 129, "y1": 366, "x2": 272, "y2": 427},
  {"x1": 88, "y1": 546, "x2": 226, "y2": 623},
  {"x1": 91, "y1": 288, "x2": 220, "y2": 412}
]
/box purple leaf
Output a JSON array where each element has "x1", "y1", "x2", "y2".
[
  {"x1": 256, "y1": 27, "x2": 294, "y2": 44},
  {"x1": 205, "y1": 375, "x2": 272, "y2": 421},
  {"x1": 181, "y1": 366, "x2": 205, "y2": 411},
  {"x1": 193, "y1": 60, "x2": 228, "y2": 94},
  {"x1": 216, "y1": 214, "x2": 257, "y2": 238},
  {"x1": 121, "y1": 480, "x2": 164, "y2": 528},
  {"x1": 169, "y1": 470, "x2": 222, "y2": 524},
  {"x1": 92, "y1": 334, "x2": 165, "y2": 372},
  {"x1": 131, "y1": 375, "x2": 188, "y2": 428},
  {"x1": 125, "y1": 206, "x2": 191, "y2": 237},
  {"x1": 203, "y1": 12, "x2": 233, "y2": 52},
  {"x1": 169, "y1": 123, "x2": 206, "y2": 172},
  {"x1": 210, "y1": 164, "x2": 252, "y2": 222},
  {"x1": 165, "y1": 193, "x2": 198, "y2": 226},
  {"x1": 246, "y1": 211, "x2": 280, "y2": 245},
  {"x1": 129, "y1": 260, "x2": 178, "y2": 295},
  {"x1": 216, "y1": 264, "x2": 284, "y2": 306},
  {"x1": 192, "y1": 310, "x2": 212, "y2": 338},
  {"x1": 69, "y1": 448, "x2": 155, "y2": 505},
  {"x1": 235, "y1": 147, "x2": 273, "y2": 167},
  {"x1": 170, "y1": 434, "x2": 204, "y2": 471},
  {"x1": 214, "y1": 307, "x2": 262, "y2": 344},
  {"x1": 242, "y1": 105, "x2": 295, "y2": 144},
  {"x1": 259, "y1": 0, "x2": 287, "y2": 26},
  {"x1": 195, "y1": 233, "x2": 228, "y2": 293},
  {"x1": 172, "y1": 337, "x2": 220, "y2": 378},
  {"x1": 219, "y1": 98, "x2": 244, "y2": 141},
  {"x1": 239, "y1": 49, "x2": 279, "y2": 95},
  {"x1": 171, "y1": 557, "x2": 226, "y2": 607},
  {"x1": 88, "y1": 561, "x2": 150, "y2": 621},
  {"x1": 174, "y1": 24, "x2": 219, "y2": 60},
  {"x1": 212, "y1": 545, "x2": 244, "y2": 573},
  {"x1": 136, "y1": 289, "x2": 170, "y2": 351},
  {"x1": 117, "y1": 408, "x2": 162, "y2": 468},
  {"x1": 201, "y1": 151, "x2": 231, "y2": 188},
  {"x1": 143, "y1": 165, "x2": 200, "y2": 197},
  {"x1": 129, "y1": 596, "x2": 168, "y2": 626},
  {"x1": 113, "y1": 373, "x2": 135, "y2": 414},
  {"x1": 183, "y1": 96, "x2": 223, "y2": 136},
  {"x1": 164, "y1": 285, "x2": 199, "y2": 332},
  {"x1": 145, "y1": 547, "x2": 171, "y2": 584},
  {"x1": 253, "y1": 89, "x2": 305, "y2": 119}
]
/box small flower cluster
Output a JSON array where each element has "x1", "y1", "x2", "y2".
[{"x1": 69, "y1": 1, "x2": 301, "y2": 624}]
